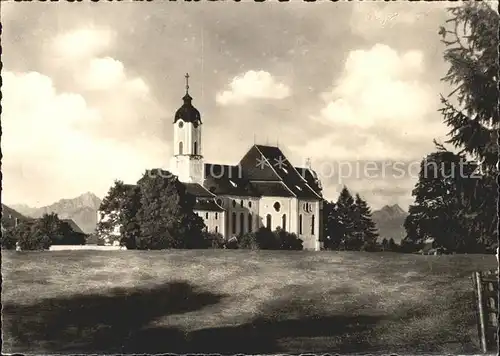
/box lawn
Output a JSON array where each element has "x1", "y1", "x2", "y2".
[{"x1": 1, "y1": 250, "x2": 497, "y2": 354}]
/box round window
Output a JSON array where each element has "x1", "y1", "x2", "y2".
[
  {"x1": 273, "y1": 202, "x2": 281, "y2": 212},
  {"x1": 216, "y1": 198, "x2": 222, "y2": 206},
  {"x1": 178, "y1": 121, "x2": 184, "y2": 128}
]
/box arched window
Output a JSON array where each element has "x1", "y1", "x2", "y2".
[
  {"x1": 248, "y1": 213, "x2": 253, "y2": 232},
  {"x1": 178, "y1": 141, "x2": 184, "y2": 155},
  {"x1": 232, "y1": 212, "x2": 236, "y2": 234},
  {"x1": 232, "y1": 200, "x2": 236, "y2": 208},
  {"x1": 194, "y1": 141, "x2": 198, "y2": 155},
  {"x1": 299, "y1": 214, "x2": 303, "y2": 235},
  {"x1": 205, "y1": 212, "x2": 209, "y2": 219},
  {"x1": 282, "y1": 214, "x2": 287, "y2": 231},
  {"x1": 240, "y1": 200, "x2": 244, "y2": 207},
  {"x1": 215, "y1": 226, "x2": 218, "y2": 233},
  {"x1": 248, "y1": 201, "x2": 252, "y2": 208},
  {"x1": 215, "y1": 212, "x2": 218, "y2": 220},
  {"x1": 311, "y1": 215, "x2": 315, "y2": 235},
  {"x1": 240, "y1": 213, "x2": 245, "y2": 234},
  {"x1": 266, "y1": 214, "x2": 272, "y2": 229}
]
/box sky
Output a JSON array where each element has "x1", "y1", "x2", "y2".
[{"x1": 2, "y1": 0, "x2": 494, "y2": 210}]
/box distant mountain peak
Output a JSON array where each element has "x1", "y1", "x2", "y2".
[
  {"x1": 380, "y1": 204, "x2": 406, "y2": 217},
  {"x1": 11, "y1": 192, "x2": 102, "y2": 234}
]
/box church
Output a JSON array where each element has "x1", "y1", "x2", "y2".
[
  {"x1": 98, "y1": 74, "x2": 325, "y2": 251},
  {"x1": 168, "y1": 74, "x2": 325, "y2": 250}
]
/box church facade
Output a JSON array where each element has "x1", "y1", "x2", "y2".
[
  {"x1": 168, "y1": 75, "x2": 325, "y2": 250},
  {"x1": 97, "y1": 75, "x2": 325, "y2": 251}
]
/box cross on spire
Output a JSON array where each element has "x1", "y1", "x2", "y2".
[{"x1": 185, "y1": 73, "x2": 190, "y2": 94}]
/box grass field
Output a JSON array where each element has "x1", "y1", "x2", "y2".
[{"x1": 1, "y1": 250, "x2": 497, "y2": 354}]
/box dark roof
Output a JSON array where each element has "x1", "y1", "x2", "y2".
[
  {"x1": 184, "y1": 182, "x2": 215, "y2": 198},
  {"x1": 204, "y1": 163, "x2": 259, "y2": 197},
  {"x1": 294, "y1": 167, "x2": 323, "y2": 195},
  {"x1": 238, "y1": 145, "x2": 281, "y2": 182},
  {"x1": 194, "y1": 199, "x2": 225, "y2": 212},
  {"x1": 251, "y1": 181, "x2": 295, "y2": 197},
  {"x1": 174, "y1": 94, "x2": 202, "y2": 125},
  {"x1": 240, "y1": 145, "x2": 322, "y2": 199},
  {"x1": 62, "y1": 219, "x2": 85, "y2": 234}
]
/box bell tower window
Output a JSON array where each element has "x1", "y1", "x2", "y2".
[
  {"x1": 179, "y1": 141, "x2": 183, "y2": 155},
  {"x1": 194, "y1": 141, "x2": 198, "y2": 155}
]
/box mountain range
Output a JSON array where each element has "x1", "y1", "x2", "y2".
[
  {"x1": 11, "y1": 193, "x2": 408, "y2": 242},
  {"x1": 371, "y1": 204, "x2": 409, "y2": 244},
  {"x1": 12, "y1": 192, "x2": 102, "y2": 234}
]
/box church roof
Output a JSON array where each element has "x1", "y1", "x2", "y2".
[
  {"x1": 174, "y1": 93, "x2": 202, "y2": 124},
  {"x1": 240, "y1": 145, "x2": 322, "y2": 199},
  {"x1": 251, "y1": 181, "x2": 295, "y2": 197},
  {"x1": 184, "y1": 182, "x2": 215, "y2": 198},
  {"x1": 294, "y1": 166, "x2": 323, "y2": 195},
  {"x1": 204, "y1": 164, "x2": 258, "y2": 197},
  {"x1": 202, "y1": 145, "x2": 323, "y2": 200},
  {"x1": 194, "y1": 199, "x2": 225, "y2": 212}
]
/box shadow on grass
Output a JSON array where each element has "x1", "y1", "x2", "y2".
[
  {"x1": 3, "y1": 280, "x2": 386, "y2": 354},
  {"x1": 3, "y1": 279, "x2": 481, "y2": 354}
]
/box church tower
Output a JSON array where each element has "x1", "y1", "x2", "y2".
[{"x1": 169, "y1": 73, "x2": 204, "y2": 184}]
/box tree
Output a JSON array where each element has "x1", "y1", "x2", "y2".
[
  {"x1": 353, "y1": 194, "x2": 379, "y2": 251},
  {"x1": 35, "y1": 213, "x2": 84, "y2": 245},
  {"x1": 1, "y1": 227, "x2": 17, "y2": 250},
  {"x1": 135, "y1": 169, "x2": 206, "y2": 249},
  {"x1": 15, "y1": 221, "x2": 51, "y2": 250},
  {"x1": 97, "y1": 180, "x2": 135, "y2": 245},
  {"x1": 381, "y1": 238, "x2": 389, "y2": 252},
  {"x1": 388, "y1": 238, "x2": 397, "y2": 252},
  {"x1": 404, "y1": 151, "x2": 479, "y2": 253},
  {"x1": 336, "y1": 186, "x2": 357, "y2": 250},
  {"x1": 322, "y1": 200, "x2": 343, "y2": 250},
  {"x1": 438, "y1": 2, "x2": 499, "y2": 251}
]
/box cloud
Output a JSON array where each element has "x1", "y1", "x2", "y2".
[
  {"x1": 52, "y1": 27, "x2": 115, "y2": 60},
  {"x1": 216, "y1": 70, "x2": 291, "y2": 105},
  {"x1": 290, "y1": 44, "x2": 447, "y2": 162},
  {"x1": 1, "y1": 27, "x2": 169, "y2": 206}
]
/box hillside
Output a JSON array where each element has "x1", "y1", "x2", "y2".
[
  {"x1": 372, "y1": 204, "x2": 408, "y2": 243},
  {"x1": 1, "y1": 204, "x2": 33, "y2": 230},
  {"x1": 12, "y1": 192, "x2": 102, "y2": 234}
]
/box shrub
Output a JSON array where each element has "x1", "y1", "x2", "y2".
[
  {"x1": 15, "y1": 222, "x2": 51, "y2": 251},
  {"x1": 202, "y1": 231, "x2": 226, "y2": 249},
  {"x1": 238, "y1": 232, "x2": 260, "y2": 250},
  {"x1": 1, "y1": 228, "x2": 17, "y2": 250},
  {"x1": 275, "y1": 228, "x2": 303, "y2": 250},
  {"x1": 255, "y1": 227, "x2": 280, "y2": 250}
]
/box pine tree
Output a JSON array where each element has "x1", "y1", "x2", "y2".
[
  {"x1": 353, "y1": 194, "x2": 379, "y2": 251},
  {"x1": 336, "y1": 186, "x2": 357, "y2": 250},
  {"x1": 388, "y1": 238, "x2": 397, "y2": 252},
  {"x1": 438, "y1": 2, "x2": 498, "y2": 251},
  {"x1": 322, "y1": 200, "x2": 343, "y2": 250},
  {"x1": 381, "y1": 238, "x2": 389, "y2": 252}
]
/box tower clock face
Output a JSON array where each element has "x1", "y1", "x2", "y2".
[{"x1": 178, "y1": 121, "x2": 184, "y2": 128}]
